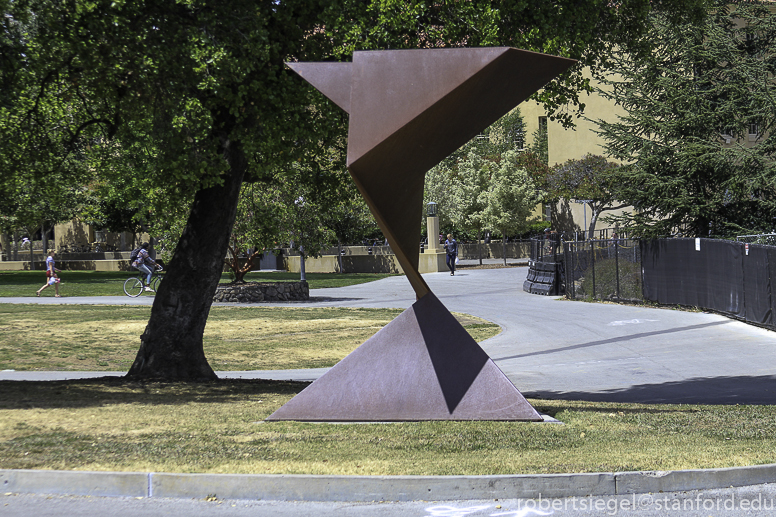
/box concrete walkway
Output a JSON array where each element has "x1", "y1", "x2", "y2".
[{"x1": 5, "y1": 264, "x2": 776, "y2": 404}]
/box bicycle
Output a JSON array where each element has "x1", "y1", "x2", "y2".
[{"x1": 123, "y1": 265, "x2": 164, "y2": 297}]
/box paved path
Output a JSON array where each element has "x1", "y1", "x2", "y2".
[
  {"x1": 4, "y1": 265, "x2": 776, "y2": 404},
  {"x1": 5, "y1": 484, "x2": 776, "y2": 517}
]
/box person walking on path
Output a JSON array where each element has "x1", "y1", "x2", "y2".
[
  {"x1": 132, "y1": 242, "x2": 158, "y2": 292},
  {"x1": 444, "y1": 233, "x2": 458, "y2": 276},
  {"x1": 36, "y1": 250, "x2": 61, "y2": 297}
]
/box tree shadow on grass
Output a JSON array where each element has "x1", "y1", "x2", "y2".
[{"x1": 0, "y1": 378, "x2": 310, "y2": 410}]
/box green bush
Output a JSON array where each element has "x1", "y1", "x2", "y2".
[{"x1": 517, "y1": 220, "x2": 551, "y2": 239}]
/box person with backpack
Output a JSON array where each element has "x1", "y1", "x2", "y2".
[{"x1": 131, "y1": 242, "x2": 158, "y2": 292}]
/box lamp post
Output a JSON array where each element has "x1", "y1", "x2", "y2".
[
  {"x1": 426, "y1": 202, "x2": 441, "y2": 253},
  {"x1": 574, "y1": 199, "x2": 593, "y2": 240},
  {"x1": 295, "y1": 196, "x2": 306, "y2": 281}
]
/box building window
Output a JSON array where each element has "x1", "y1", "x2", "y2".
[
  {"x1": 719, "y1": 126, "x2": 734, "y2": 144},
  {"x1": 511, "y1": 128, "x2": 525, "y2": 151}
]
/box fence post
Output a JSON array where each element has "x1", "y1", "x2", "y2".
[
  {"x1": 639, "y1": 240, "x2": 645, "y2": 299},
  {"x1": 568, "y1": 242, "x2": 573, "y2": 299},
  {"x1": 572, "y1": 242, "x2": 577, "y2": 299},
  {"x1": 564, "y1": 242, "x2": 570, "y2": 299},
  {"x1": 615, "y1": 239, "x2": 620, "y2": 299},
  {"x1": 591, "y1": 240, "x2": 596, "y2": 299}
]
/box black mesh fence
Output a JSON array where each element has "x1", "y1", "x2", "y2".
[
  {"x1": 553, "y1": 237, "x2": 776, "y2": 330},
  {"x1": 641, "y1": 239, "x2": 742, "y2": 314},
  {"x1": 528, "y1": 236, "x2": 563, "y2": 263},
  {"x1": 640, "y1": 238, "x2": 776, "y2": 328},
  {"x1": 564, "y1": 238, "x2": 643, "y2": 302}
]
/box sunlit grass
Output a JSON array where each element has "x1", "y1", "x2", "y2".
[
  {"x1": 1, "y1": 379, "x2": 774, "y2": 475},
  {"x1": 0, "y1": 305, "x2": 500, "y2": 371}
]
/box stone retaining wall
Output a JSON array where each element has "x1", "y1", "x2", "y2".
[{"x1": 213, "y1": 281, "x2": 309, "y2": 303}]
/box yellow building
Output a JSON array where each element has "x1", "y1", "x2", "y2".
[
  {"x1": 519, "y1": 71, "x2": 630, "y2": 237},
  {"x1": 1, "y1": 221, "x2": 146, "y2": 264}
]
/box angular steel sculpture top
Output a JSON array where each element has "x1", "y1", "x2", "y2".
[{"x1": 289, "y1": 48, "x2": 575, "y2": 298}]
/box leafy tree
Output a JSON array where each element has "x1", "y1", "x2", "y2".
[
  {"x1": 528, "y1": 123, "x2": 549, "y2": 166},
  {"x1": 277, "y1": 162, "x2": 336, "y2": 282},
  {"x1": 476, "y1": 107, "x2": 527, "y2": 158},
  {"x1": 226, "y1": 140, "x2": 370, "y2": 278},
  {"x1": 3, "y1": 0, "x2": 353, "y2": 380},
  {"x1": 2, "y1": 0, "x2": 704, "y2": 380},
  {"x1": 513, "y1": 150, "x2": 551, "y2": 202},
  {"x1": 543, "y1": 154, "x2": 626, "y2": 239},
  {"x1": 323, "y1": 193, "x2": 381, "y2": 272},
  {"x1": 224, "y1": 182, "x2": 286, "y2": 283},
  {"x1": 295, "y1": 142, "x2": 380, "y2": 272},
  {"x1": 442, "y1": 108, "x2": 539, "y2": 261},
  {"x1": 596, "y1": 2, "x2": 776, "y2": 238},
  {"x1": 423, "y1": 161, "x2": 459, "y2": 241},
  {"x1": 1, "y1": 173, "x2": 88, "y2": 263},
  {"x1": 449, "y1": 151, "x2": 491, "y2": 263},
  {"x1": 80, "y1": 175, "x2": 152, "y2": 251},
  {"x1": 481, "y1": 150, "x2": 540, "y2": 265}
]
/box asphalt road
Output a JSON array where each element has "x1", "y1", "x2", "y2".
[{"x1": 5, "y1": 484, "x2": 776, "y2": 517}]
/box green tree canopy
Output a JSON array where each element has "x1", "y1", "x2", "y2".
[
  {"x1": 481, "y1": 150, "x2": 539, "y2": 264},
  {"x1": 543, "y1": 154, "x2": 626, "y2": 239},
  {"x1": 596, "y1": 1, "x2": 776, "y2": 238},
  {"x1": 425, "y1": 107, "x2": 530, "y2": 256},
  {"x1": 450, "y1": 151, "x2": 491, "y2": 244},
  {"x1": 1, "y1": 0, "x2": 706, "y2": 380}
]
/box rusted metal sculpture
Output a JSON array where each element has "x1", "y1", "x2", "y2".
[{"x1": 268, "y1": 48, "x2": 575, "y2": 421}]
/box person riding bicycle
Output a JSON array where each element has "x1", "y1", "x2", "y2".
[{"x1": 132, "y1": 242, "x2": 159, "y2": 292}]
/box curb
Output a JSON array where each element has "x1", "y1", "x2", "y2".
[{"x1": 3, "y1": 464, "x2": 776, "y2": 502}]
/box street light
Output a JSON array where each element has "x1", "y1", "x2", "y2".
[
  {"x1": 295, "y1": 196, "x2": 306, "y2": 282},
  {"x1": 426, "y1": 202, "x2": 440, "y2": 253},
  {"x1": 574, "y1": 199, "x2": 593, "y2": 239}
]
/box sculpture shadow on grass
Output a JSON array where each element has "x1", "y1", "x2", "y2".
[{"x1": 528, "y1": 374, "x2": 776, "y2": 405}]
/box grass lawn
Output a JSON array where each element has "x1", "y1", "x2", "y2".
[
  {"x1": 1, "y1": 304, "x2": 774, "y2": 476},
  {"x1": 3, "y1": 293, "x2": 774, "y2": 478},
  {"x1": 0, "y1": 270, "x2": 397, "y2": 297},
  {"x1": 1, "y1": 379, "x2": 775, "y2": 475},
  {"x1": 0, "y1": 304, "x2": 500, "y2": 371}
]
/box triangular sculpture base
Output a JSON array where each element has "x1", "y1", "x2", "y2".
[{"x1": 267, "y1": 292, "x2": 541, "y2": 421}]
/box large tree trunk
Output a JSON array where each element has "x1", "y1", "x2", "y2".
[
  {"x1": 126, "y1": 137, "x2": 247, "y2": 381},
  {"x1": 588, "y1": 210, "x2": 599, "y2": 241}
]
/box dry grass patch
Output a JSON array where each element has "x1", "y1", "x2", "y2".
[
  {"x1": 1, "y1": 380, "x2": 775, "y2": 475},
  {"x1": 0, "y1": 305, "x2": 500, "y2": 371}
]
